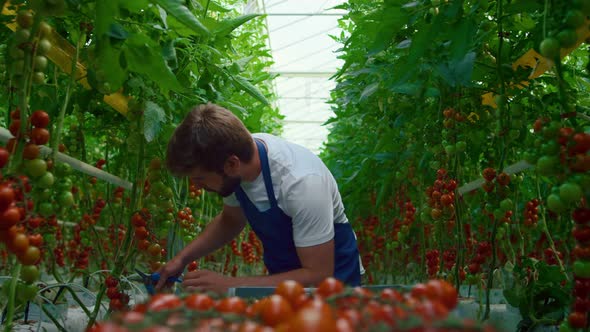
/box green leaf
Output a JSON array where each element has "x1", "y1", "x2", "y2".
[
  {"x1": 107, "y1": 23, "x2": 129, "y2": 41},
  {"x1": 231, "y1": 75, "x2": 270, "y2": 105},
  {"x1": 449, "y1": 18, "x2": 476, "y2": 60},
  {"x1": 124, "y1": 33, "x2": 186, "y2": 95},
  {"x1": 506, "y1": 0, "x2": 543, "y2": 14},
  {"x1": 368, "y1": 3, "x2": 406, "y2": 54},
  {"x1": 162, "y1": 39, "x2": 178, "y2": 70},
  {"x1": 360, "y1": 82, "x2": 379, "y2": 101},
  {"x1": 375, "y1": 171, "x2": 395, "y2": 207},
  {"x1": 95, "y1": 0, "x2": 119, "y2": 37},
  {"x1": 408, "y1": 22, "x2": 436, "y2": 62},
  {"x1": 119, "y1": 0, "x2": 149, "y2": 13},
  {"x1": 198, "y1": 0, "x2": 230, "y2": 13},
  {"x1": 152, "y1": 0, "x2": 210, "y2": 36},
  {"x1": 436, "y1": 52, "x2": 476, "y2": 87},
  {"x1": 214, "y1": 14, "x2": 260, "y2": 36},
  {"x1": 144, "y1": 101, "x2": 166, "y2": 142}
]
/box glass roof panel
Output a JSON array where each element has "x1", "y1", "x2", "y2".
[{"x1": 256, "y1": 0, "x2": 346, "y2": 154}]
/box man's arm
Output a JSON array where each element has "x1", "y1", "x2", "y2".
[
  {"x1": 182, "y1": 239, "x2": 334, "y2": 291},
  {"x1": 235, "y1": 239, "x2": 334, "y2": 287},
  {"x1": 156, "y1": 204, "x2": 246, "y2": 289}
]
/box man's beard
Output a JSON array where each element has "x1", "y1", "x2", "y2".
[{"x1": 218, "y1": 173, "x2": 241, "y2": 197}]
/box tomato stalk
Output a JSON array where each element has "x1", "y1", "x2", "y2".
[
  {"x1": 3, "y1": 264, "x2": 20, "y2": 332},
  {"x1": 40, "y1": 303, "x2": 67, "y2": 332},
  {"x1": 483, "y1": 0, "x2": 509, "y2": 321},
  {"x1": 51, "y1": 31, "x2": 85, "y2": 162},
  {"x1": 535, "y1": 174, "x2": 568, "y2": 281}
]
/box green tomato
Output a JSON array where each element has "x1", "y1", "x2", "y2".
[
  {"x1": 16, "y1": 282, "x2": 37, "y2": 302},
  {"x1": 40, "y1": 189, "x2": 52, "y2": 200},
  {"x1": 57, "y1": 191, "x2": 74, "y2": 207},
  {"x1": 14, "y1": 29, "x2": 31, "y2": 44},
  {"x1": 20, "y1": 265, "x2": 40, "y2": 284},
  {"x1": 559, "y1": 182, "x2": 583, "y2": 205},
  {"x1": 25, "y1": 159, "x2": 47, "y2": 178},
  {"x1": 32, "y1": 72, "x2": 45, "y2": 84},
  {"x1": 38, "y1": 202, "x2": 54, "y2": 217},
  {"x1": 37, "y1": 171, "x2": 54, "y2": 188},
  {"x1": 493, "y1": 209, "x2": 504, "y2": 220},
  {"x1": 557, "y1": 29, "x2": 578, "y2": 49},
  {"x1": 573, "y1": 260, "x2": 590, "y2": 278},
  {"x1": 444, "y1": 144, "x2": 456, "y2": 155},
  {"x1": 541, "y1": 141, "x2": 560, "y2": 155},
  {"x1": 539, "y1": 37, "x2": 561, "y2": 59},
  {"x1": 565, "y1": 10, "x2": 586, "y2": 28},
  {"x1": 36, "y1": 39, "x2": 52, "y2": 56},
  {"x1": 547, "y1": 194, "x2": 566, "y2": 213},
  {"x1": 33, "y1": 55, "x2": 48, "y2": 72},
  {"x1": 536, "y1": 156, "x2": 559, "y2": 176},
  {"x1": 456, "y1": 141, "x2": 467, "y2": 152},
  {"x1": 500, "y1": 199, "x2": 513, "y2": 212}
]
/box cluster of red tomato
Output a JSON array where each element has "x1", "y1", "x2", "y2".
[
  {"x1": 425, "y1": 169, "x2": 458, "y2": 228},
  {"x1": 132, "y1": 210, "x2": 166, "y2": 272},
  {"x1": 425, "y1": 250, "x2": 440, "y2": 278},
  {"x1": 89, "y1": 278, "x2": 497, "y2": 332},
  {"x1": 90, "y1": 159, "x2": 107, "y2": 185},
  {"x1": 568, "y1": 206, "x2": 590, "y2": 329},
  {"x1": 105, "y1": 275, "x2": 131, "y2": 311},
  {"x1": 466, "y1": 242, "x2": 492, "y2": 277},
  {"x1": 522, "y1": 198, "x2": 540, "y2": 227}
]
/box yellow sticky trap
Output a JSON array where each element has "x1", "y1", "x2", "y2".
[
  {"x1": 483, "y1": 18, "x2": 590, "y2": 109},
  {"x1": 2, "y1": 1, "x2": 129, "y2": 116}
]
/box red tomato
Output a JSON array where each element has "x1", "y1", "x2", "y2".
[
  {"x1": 275, "y1": 279, "x2": 305, "y2": 306},
  {"x1": 569, "y1": 311, "x2": 587, "y2": 329},
  {"x1": 316, "y1": 277, "x2": 344, "y2": 298},
  {"x1": 0, "y1": 148, "x2": 8, "y2": 168},
  {"x1": 28, "y1": 234, "x2": 43, "y2": 247},
  {"x1": 380, "y1": 288, "x2": 403, "y2": 302},
  {"x1": 0, "y1": 185, "x2": 15, "y2": 210},
  {"x1": 0, "y1": 206, "x2": 20, "y2": 230},
  {"x1": 30, "y1": 110, "x2": 50, "y2": 128},
  {"x1": 146, "y1": 293, "x2": 182, "y2": 312},
  {"x1": 286, "y1": 307, "x2": 337, "y2": 332},
  {"x1": 31, "y1": 127, "x2": 50, "y2": 145},
  {"x1": 184, "y1": 293, "x2": 214, "y2": 311},
  {"x1": 260, "y1": 294, "x2": 293, "y2": 327},
  {"x1": 120, "y1": 311, "x2": 144, "y2": 325},
  {"x1": 215, "y1": 296, "x2": 247, "y2": 314},
  {"x1": 18, "y1": 246, "x2": 40, "y2": 265}
]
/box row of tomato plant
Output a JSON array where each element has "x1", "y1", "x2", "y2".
[
  {"x1": 0, "y1": 0, "x2": 282, "y2": 330},
  {"x1": 321, "y1": 0, "x2": 589, "y2": 330}
]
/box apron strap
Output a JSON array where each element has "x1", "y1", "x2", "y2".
[{"x1": 255, "y1": 139, "x2": 278, "y2": 208}]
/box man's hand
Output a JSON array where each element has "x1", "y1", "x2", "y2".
[
  {"x1": 182, "y1": 270, "x2": 235, "y2": 294},
  {"x1": 155, "y1": 256, "x2": 186, "y2": 290}
]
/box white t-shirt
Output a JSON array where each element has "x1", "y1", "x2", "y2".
[{"x1": 223, "y1": 133, "x2": 349, "y2": 247}]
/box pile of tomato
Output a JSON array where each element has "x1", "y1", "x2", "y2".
[{"x1": 89, "y1": 278, "x2": 497, "y2": 332}]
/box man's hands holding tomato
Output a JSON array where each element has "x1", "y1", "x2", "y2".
[
  {"x1": 155, "y1": 256, "x2": 236, "y2": 294},
  {"x1": 182, "y1": 270, "x2": 236, "y2": 294}
]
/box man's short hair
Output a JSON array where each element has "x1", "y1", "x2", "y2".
[{"x1": 166, "y1": 103, "x2": 254, "y2": 175}]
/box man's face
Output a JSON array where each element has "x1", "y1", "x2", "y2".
[{"x1": 190, "y1": 168, "x2": 241, "y2": 198}]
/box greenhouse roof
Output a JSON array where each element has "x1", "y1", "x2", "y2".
[{"x1": 249, "y1": 0, "x2": 346, "y2": 154}]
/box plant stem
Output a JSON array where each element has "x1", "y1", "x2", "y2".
[
  {"x1": 41, "y1": 303, "x2": 67, "y2": 332},
  {"x1": 3, "y1": 264, "x2": 21, "y2": 332},
  {"x1": 52, "y1": 32, "x2": 85, "y2": 161},
  {"x1": 535, "y1": 174, "x2": 569, "y2": 281}
]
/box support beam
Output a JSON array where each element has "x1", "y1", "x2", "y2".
[{"x1": 0, "y1": 128, "x2": 133, "y2": 190}]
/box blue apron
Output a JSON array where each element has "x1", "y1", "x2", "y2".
[{"x1": 234, "y1": 139, "x2": 361, "y2": 286}]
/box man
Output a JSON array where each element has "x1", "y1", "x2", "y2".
[{"x1": 156, "y1": 103, "x2": 362, "y2": 293}]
